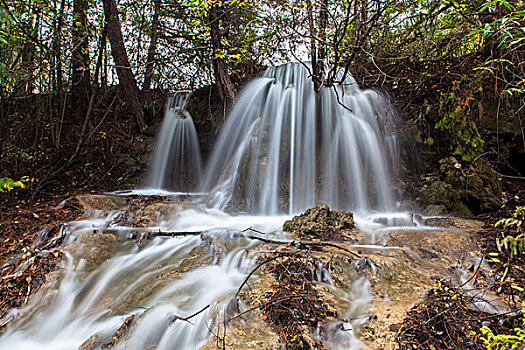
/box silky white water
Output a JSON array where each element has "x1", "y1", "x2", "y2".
[
  {"x1": 148, "y1": 92, "x2": 203, "y2": 191},
  {"x1": 202, "y1": 62, "x2": 397, "y2": 215},
  {"x1": 0, "y1": 201, "x2": 424, "y2": 349},
  {"x1": 0, "y1": 204, "x2": 290, "y2": 350}
]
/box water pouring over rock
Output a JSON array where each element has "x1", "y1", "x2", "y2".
[
  {"x1": 148, "y1": 92, "x2": 203, "y2": 192},
  {"x1": 201, "y1": 62, "x2": 398, "y2": 215}
]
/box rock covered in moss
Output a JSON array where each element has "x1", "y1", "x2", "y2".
[
  {"x1": 283, "y1": 204, "x2": 359, "y2": 241},
  {"x1": 421, "y1": 157, "x2": 500, "y2": 215}
]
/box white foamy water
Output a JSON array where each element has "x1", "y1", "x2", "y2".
[
  {"x1": 201, "y1": 62, "x2": 398, "y2": 215},
  {"x1": 148, "y1": 92, "x2": 203, "y2": 191},
  {"x1": 0, "y1": 208, "x2": 287, "y2": 350},
  {"x1": 0, "y1": 199, "x2": 433, "y2": 350}
]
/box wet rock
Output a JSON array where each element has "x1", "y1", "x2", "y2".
[
  {"x1": 422, "y1": 177, "x2": 472, "y2": 216},
  {"x1": 186, "y1": 85, "x2": 228, "y2": 154},
  {"x1": 352, "y1": 257, "x2": 378, "y2": 275},
  {"x1": 424, "y1": 204, "x2": 448, "y2": 216},
  {"x1": 201, "y1": 234, "x2": 226, "y2": 263},
  {"x1": 79, "y1": 334, "x2": 106, "y2": 350},
  {"x1": 102, "y1": 314, "x2": 135, "y2": 348},
  {"x1": 424, "y1": 217, "x2": 484, "y2": 229},
  {"x1": 283, "y1": 205, "x2": 359, "y2": 241},
  {"x1": 76, "y1": 195, "x2": 127, "y2": 218},
  {"x1": 387, "y1": 226, "x2": 479, "y2": 265}
]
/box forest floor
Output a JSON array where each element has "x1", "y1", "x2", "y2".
[{"x1": 1, "y1": 191, "x2": 524, "y2": 349}]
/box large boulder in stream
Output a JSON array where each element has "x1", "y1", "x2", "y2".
[{"x1": 283, "y1": 204, "x2": 359, "y2": 241}]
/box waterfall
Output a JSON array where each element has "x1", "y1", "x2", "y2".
[
  {"x1": 201, "y1": 62, "x2": 398, "y2": 215},
  {"x1": 147, "y1": 92, "x2": 203, "y2": 191}
]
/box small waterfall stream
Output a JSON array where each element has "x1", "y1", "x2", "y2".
[
  {"x1": 147, "y1": 92, "x2": 203, "y2": 191},
  {"x1": 0, "y1": 207, "x2": 290, "y2": 350},
  {"x1": 1, "y1": 202, "x2": 426, "y2": 350},
  {"x1": 201, "y1": 62, "x2": 397, "y2": 215}
]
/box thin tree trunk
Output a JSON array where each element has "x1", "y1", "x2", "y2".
[
  {"x1": 305, "y1": 0, "x2": 319, "y2": 91},
  {"x1": 102, "y1": 0, "x2": 145, "y2": 131},
  {"x1": 13, "y1": 10, "x2": 39, "y2": 97},
  {"x1": 143, "y1": 0, "x2": 161, "y2": 90},
  {"x1": 103, "y1": 39, "x2": 108, "y2": 88},
  {"x1": 71, "y1": 0, "x2": 91, "y2": 117},
  {"x1": 209, "y1": 4, "x2": 235, "y2": 102},
  {"x1": 317, "y1": 0, "x2": 328, "y2": 87},
  {"x1": 53, "y1": 0, "x2": 66, "y2": 149}
]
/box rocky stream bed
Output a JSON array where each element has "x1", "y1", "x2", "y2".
[{"x1": 0, "y1": 195, "x2": 522, "y2": 349}]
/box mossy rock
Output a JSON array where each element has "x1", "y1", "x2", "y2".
[
  {"x1": 423, "y1": 157, "x2": 500, "y2": 215},
  {"x1": 423, "y1": 180, "x2": 456, "y2": 205},
  {"x1": 283, "y1": 204, "x2": 359, "y2": 241}
]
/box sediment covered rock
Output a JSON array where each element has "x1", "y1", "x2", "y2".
[{"x1": 283, "y1": 204, "x2": 359, "y2": 241}]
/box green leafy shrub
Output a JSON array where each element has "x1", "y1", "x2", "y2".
[
  {"x1": 0, "y1": 176, "x2": 28, "y2": 193},
  {"x1": 496, "y1": 206, "x2": 525, "y2": 258},
  {"x1": 434, "y1": 81, "x2": 484, "y2": 162},
  {"x1": 481, "y1": 311, "x2": 525, "y2": 350}
]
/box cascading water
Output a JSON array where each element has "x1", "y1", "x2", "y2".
[
  {"x1": 201, "y1": 62, "x2": 398, "y2": 215},
  {"x1": 0, "y1": 208, "x2": 290, "y2": 350},
  {"x1": 147, "y1": 92, "x2": 203, "y2": 191}
]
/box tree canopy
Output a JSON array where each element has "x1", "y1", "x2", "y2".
[{"x1": 0, "y1": 0, "x2": 523, "y2": 194}]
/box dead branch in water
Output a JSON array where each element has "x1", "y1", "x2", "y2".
[
  {"x1": 122, "y1": 229, "x2": 362, "y2": 259},
  {"x1": 169, "y1": 304, "x2": 211, "y2": 325},
  {"x1": 235, "y1": 250, "x2": 305, "y2": 298}
]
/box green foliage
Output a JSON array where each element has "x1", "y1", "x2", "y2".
[
  {"x1": 434, "y1": 81, "x2": 484, "y2": 162},
  {"x1": 495, "y1": 206, "x2": 525, "y2": 258},
  {"x1": 0, "y1": 176, "x2": 28, "y2": 193},
  {"x1": 472, "y1": 0, "x2": 525, "y2": 97},
  {"x1": 481, "y1": 310, "x2": 525, "y2": 350},
  {"x1": 423, "y1": 137, "x2": 434, "y2": 146}
]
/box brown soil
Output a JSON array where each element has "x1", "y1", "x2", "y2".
[{"x1": 0, "y1": 196, "x2": 84, "y2": 329}]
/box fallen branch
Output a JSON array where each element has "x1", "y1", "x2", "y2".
[
  {"x1": 235, "y1": 250, "x2": 303, "y2": 298},
  {"x1": 169, "y1": 304, "x2": 211, "y2": 325},
  {"x1": 120, "y1": 230, "x2": 202, "y2": 240},
  {"x1": 242, "y1": 233, "x2": 362, "y2": 258},
  {"x1": 229, "y1": 294, "x2": 312, "y2": 322},
  {"x1": 122, "y1": 227, "x2": 361, "y2": 259}
]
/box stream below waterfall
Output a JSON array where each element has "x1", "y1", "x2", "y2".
[{"x1": 0, "y1": 193, "x2": 504, "y2": 350}]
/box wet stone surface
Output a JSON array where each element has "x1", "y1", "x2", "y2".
[{"x1": 283, "y1": 204, "x2": 360, "y2": 242}]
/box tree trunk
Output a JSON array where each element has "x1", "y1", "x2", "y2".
[
  {"x1": 71, "y1": 0, "x2": 91, "y2": 117},
  {"x1": 305, "y1": 0, "x2": 320, "y2": 91},
  {"x1": 209, "y1": 4, "x2": 235, "y2": 102},
  {"x1": 13, "y1": 10, "x2": 39, "y2": 97},
  {"x1": 53, "y1": 0, "x2": 67, "y2": 149},
  {"x1": 143, "y1": 0, "x2": 161, "y2": 90},
  {"x1": 102, "y1": 0, "x2": 145, "y2": 131},
  {"x1": 317, "y1": 0, "x2": 328, "y2": 86}
]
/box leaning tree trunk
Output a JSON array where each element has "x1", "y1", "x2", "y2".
[
  {"x1": 209, "y1": 4, "x2": 235, "y2": 102},
  {"x1": 102, "y1": 0, "x2": 145, "y2": 131},
  {"x1": 317, "y1": 0, "x2": 328, "y2": 86},
  {"x1": 143, "y1": 0, "x2": 161, "y2": 90}
]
